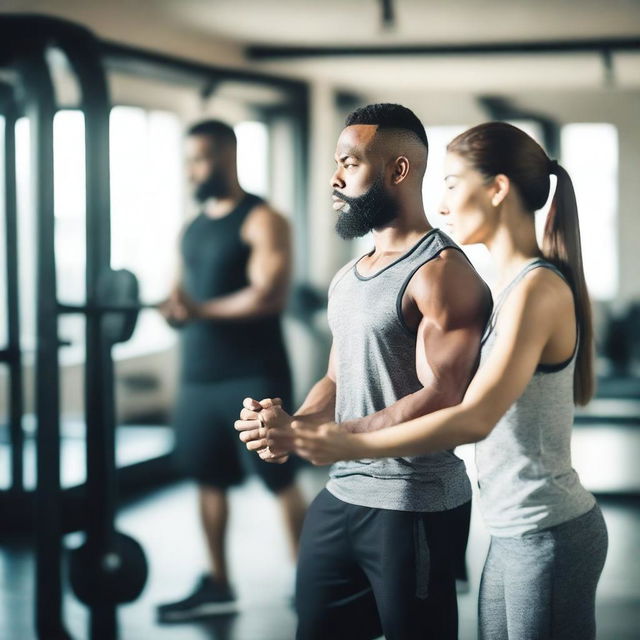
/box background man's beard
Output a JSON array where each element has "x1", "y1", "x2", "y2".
[
  {"x1": 195, "y1": 172, "x2": 229, "y2": 202},
  {"x1": 334, "y1": 177, "x2": 397, "y2": 239}
]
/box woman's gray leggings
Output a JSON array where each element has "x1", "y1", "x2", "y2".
[{"x1": 479, "y1": 504, "x2": 608, "y2": 640}]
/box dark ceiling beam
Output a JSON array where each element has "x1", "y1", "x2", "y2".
[
  {"x1": 247, "y1": 36, "x2": 640, "y2": 60},
  {"x1": 100, "y1": 39, "x2": 307, "y2": 95}
]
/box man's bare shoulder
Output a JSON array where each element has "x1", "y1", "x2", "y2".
[
  {"x1": 409, "y1": 248, "x2": 491, "y2": 323},
  {"x1": 242, "y1": 202, "x2": 290, "y2": 243},
  {"x1": 411, "y1": 247, "x2": 485, "y2": 296}
]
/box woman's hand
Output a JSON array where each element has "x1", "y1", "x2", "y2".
[{"x1": 293, "y1": 422, "x2": 364, "y2": 466}]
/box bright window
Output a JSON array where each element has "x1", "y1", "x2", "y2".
[
  {"x1": 109, "y1": 106, "x2": 183, "y2": 358},
  {"x1": 422, "y1": 124, "x2": 470, "y2": 229},
  {"x1": 11, "y1": 107, "x2": 184, "y2": 362},
  {"x1": 109, "y1": 106, "x2": 183, "y2": 301},
  {"x1": 54, "y1": 110, "x2": 86, "y2": 307},
  {"x1": 15, "y1": 117, "x2": 36, "y2": 355},
  {"x1": 560, "y1": 123, "x2": 618, "y2": 300},
  {"x1": 234, "y1": 120, "x2": 269, "y2": 197}
]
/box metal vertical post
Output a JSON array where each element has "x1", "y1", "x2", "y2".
[
  {"x1": 0, "y1": 86, "x2": 25, "y2": 493},
  {"x1": 17, "y1": 45, "x2": 70, "y2": 639}
]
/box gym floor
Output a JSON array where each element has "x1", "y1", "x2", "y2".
[{"x1": 2, "y1": 441, "x2": 640, "y2": 640}]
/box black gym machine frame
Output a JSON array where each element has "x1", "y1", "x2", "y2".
[
  {"x1": 0, "y1": 15, "x2": 148, "y2": 640},
  {"x1": 0, "y1": 13, "x2": 310, "y2": 639}
]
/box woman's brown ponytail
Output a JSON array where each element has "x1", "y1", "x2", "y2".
[{"x1": 448, "y1": 123, "x2": 595, "y2": 404}]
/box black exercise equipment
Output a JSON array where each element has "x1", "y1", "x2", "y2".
[
  {"x1": 0, "y1": 82, "x2": 24, "y2": 495},
  {"x1": 0, "y1": 15, "x2": 150, "y2": 639},
  {"x1": 2, "y1": 20, "x2": 68, "y2": 639},
  {"x1": 59, "y1": 268, "x2": 157, "y2": 345},
  {"x1": 69, "y1": 531, "x2": 148, "y2": 606},
  {"x1": 97, "y1": 269, "x2": 142, "y2": 345}
]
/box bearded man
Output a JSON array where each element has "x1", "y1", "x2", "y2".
[{"x1": 235, "y1": 104, "x2": 492, "y2": 639}]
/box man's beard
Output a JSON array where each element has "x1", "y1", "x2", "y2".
[
  {"x1": 333, "y1": 177, "x2": 397, "y2": 240},
  {"x1": 194, "y1": 170, "x2": 229, "y2": 203}
]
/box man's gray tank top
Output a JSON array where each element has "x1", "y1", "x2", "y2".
[
  {"x1": 476, "y1": 258, "x2": 595, "y2": 537},
  {"x1": 326, "y1": 228, "x2": 473, "y2": 512}
]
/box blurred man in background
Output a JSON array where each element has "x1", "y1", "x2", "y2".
[{"x1": 157, "y1": 120, "x2": 306, "y2": 622}]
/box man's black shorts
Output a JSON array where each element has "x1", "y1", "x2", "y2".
[{"x1": 295, "y1": 489, "x2": 470, "y2": 640}]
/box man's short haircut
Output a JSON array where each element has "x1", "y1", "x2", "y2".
[
  {"x1": 345, "y1": 103, "x2": 428, "y2": 151},
  {"x1": 187, "y1": 119, "x2": 237, "y2": 147}
]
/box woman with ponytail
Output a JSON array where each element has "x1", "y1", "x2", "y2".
[{"x1": 290, "y1": 122, "x2": 608, "y2": 639}]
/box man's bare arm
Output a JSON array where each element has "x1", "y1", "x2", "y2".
[
  {"x1": 342, "y1": 249, "x2": 491, "y2": 435},
  {"x1": 291, "y1": 344, "x2": 337, "y2": 428},
  {"x1": 197, "y1": 205, "x2": 291, "y2": 320}
]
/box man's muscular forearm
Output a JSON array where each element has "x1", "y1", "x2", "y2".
[
  {"x1": 292, "y1": 376, "x2": 336, "y2": 428},
  {"x1": 198, "y1": 285, "x2": 286, "y2": 321},
  {"x1": 342, "y1": 374, "x2": 470, "y2": 435}
]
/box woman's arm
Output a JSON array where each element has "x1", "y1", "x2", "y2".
[
  {"x1": 294, "y1": 269, "x2": 572, "y2": 464},
  {"x1": 341, "y1": 248, "x2": 490, "y2": 434}
]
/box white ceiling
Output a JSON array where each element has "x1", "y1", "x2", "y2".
[
  {"x1": 157, "y1": 0, "x2": 640, "y2": 91},
  {"x1": 159, "y1": 0, "x2": 640, "y2": 46},
  {"x1": 259, "y1": 52, "x2": 609, "y2": 92},
  {"x1": 3, "y1": 0, "x2": 639, "y2": 92}
]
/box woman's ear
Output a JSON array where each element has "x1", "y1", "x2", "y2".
[{"x1": 491, "y1": 174, "x2": 510, "y2": 207}]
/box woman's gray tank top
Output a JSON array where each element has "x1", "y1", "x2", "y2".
[{"x1": 476, "y1": 258, "x2": 595, "y2": 537}]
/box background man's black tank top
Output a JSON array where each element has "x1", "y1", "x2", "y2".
[{"x1": 179, "y1": 193, "x2": 290, "y2": 384}]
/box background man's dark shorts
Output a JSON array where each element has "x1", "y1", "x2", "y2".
[{"x1": 173, "y1": 375, "x2": 298, "y2": 493}]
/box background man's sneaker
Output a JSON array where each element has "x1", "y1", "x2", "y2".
[{"x1": 157, "y1": 575, "x2": 237, "y2": 622}]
